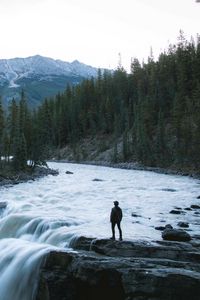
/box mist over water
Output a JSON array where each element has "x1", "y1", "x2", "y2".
[
  {"x1": 0, "y1": 239, "x2": 51, "y2": 300},
  {"x1": 0, "y1": 162, "x2": 199, "y2": 299}
]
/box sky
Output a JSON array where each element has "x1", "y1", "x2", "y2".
[{"x1": 0, "y1": 0, "x2": 199, "y2": 71}]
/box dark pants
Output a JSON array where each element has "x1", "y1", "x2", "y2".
[{"x1": 111, "y1": 221, "x2": 122, "y2": 240}]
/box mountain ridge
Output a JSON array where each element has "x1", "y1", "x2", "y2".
[{"x1": 0, "y1": 55, "x2": 102, "y2": 107}]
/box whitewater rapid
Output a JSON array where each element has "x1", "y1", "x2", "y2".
[{"x1": 0, "y1": 162, "x2": 200, "y2": 299}]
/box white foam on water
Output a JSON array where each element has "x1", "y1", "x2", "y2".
[
  {"x1": 0, "y1": 239, "x2": 52, "y2": 300},
  {"x1": 0, "y1": 162, "x2": 199, "y2": 298}
]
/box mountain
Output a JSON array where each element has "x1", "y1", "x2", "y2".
[{"x1": 0, "y1": 55, "x2": 101, "y2": 107}]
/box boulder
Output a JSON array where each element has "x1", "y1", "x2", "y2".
[
  {"x1": 162, "y1": 188, "x2": 177, "y2": 192},
  {"x1": 155, "y1": 224, "x2": 173, "y2": 231},
  {"x1": 165, "y1": 224, "x2": 173, "y2": 229},
  {"x1": 191, "y1": 204, "x2": 200, "y2": 209},
  {"x1": 131, "y1": 213, "x2": 142, "y2": 217},
  {"x1": 169, "y1": 210, "x2": 185, "y2": 215},
  {"x1": 65, "y1": 171, "x2": 73, "y2": 174},
  {"x1": 92, "y1": 178, "x2": 104, "y2": 182},
  {"x1": 155, "y1": 226, "x2": 166, "y2": 231},
  {"x1": 177, "y1": 222, "x2": 189, "y2": 228},
  {"x1": 162, "y1": 228, "x2": 191, "y2": 242}
]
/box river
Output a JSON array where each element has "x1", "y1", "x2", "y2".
[{"x1": 0, "y1": 162, "x2": 199, "y2": 299}]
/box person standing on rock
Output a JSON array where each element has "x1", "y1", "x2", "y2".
[{"x1": 110, "y1": 201, "x2": 123, "y2": 241}]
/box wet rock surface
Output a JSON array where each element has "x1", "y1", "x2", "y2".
[
  {"x1": 184, "y1": 207, "x2": 192, "y2": 211},
  {"x1": 162, "y1": 228, "x2": 191, "y2": 242},
  {"x1": 191, "y1": 205, "x2": 200, "y2": 209},
  {"x1": 177, "y1": 222, "x2": 189, "y2": 228},
  {"x1": 131, "y1": 213, "x2": 142, "y2": 218},
  {"x1": 169, "y1": 210, "x2": 185, "y2": 215},
  {"x1": 65, "y1": 170, "x2": 74, "y2": 174},
  {"x1": 92, "y1": 178, "x2": 104, "y2": 182},
  {"x1": 155, "y1": 226, "x2": 166, "y2": 231},
  {"x1": 155, "y1": 224, "x2": 172, "y2": 231},
  {"x1": 36, "y1": 237, "x2": 200, "y2": 300}
]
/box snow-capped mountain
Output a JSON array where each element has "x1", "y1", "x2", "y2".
[{"x1": 0, "y1": 55, "x2": 101, "y2": 107}]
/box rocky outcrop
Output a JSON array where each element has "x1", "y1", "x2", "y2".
[
  {"x1": 35, "y1": 237, "x2": 200, "y2": 300},
  {"x1": 0, "y1": 166, "x2": 58, "y2": 187},
  {"x1": 154, "y1": 224, "x2": 192, "y2": 242}
]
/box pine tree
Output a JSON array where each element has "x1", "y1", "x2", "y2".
[
  {"x1": 8, "y1": 98, "x2": 19, "y2": 154},
  {"x1": 13, "y1": 133, "x2": 27, "y2": 170},
  {"x1": 0, "y1": 97, "x2": 5, "y2": 167},
  {"x1": 2, "y1": 133, "x2": 10, "y2": 163},
  {"x1": 7, "y1": 98, "x2": 28, "y2": 170}
]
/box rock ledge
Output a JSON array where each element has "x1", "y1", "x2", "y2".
[{"x1": 36, "y1": 237, "x2": 200, "y2": 300}]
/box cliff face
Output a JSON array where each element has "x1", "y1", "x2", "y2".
[{"x1": 35, "y1": 237, "x2": 200, "y2": 300}]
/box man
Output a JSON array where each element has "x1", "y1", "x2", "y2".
[{"x1": 110, "y1": 200, "x2": 123, "y2": 241}]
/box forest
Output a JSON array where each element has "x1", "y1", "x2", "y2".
[{"x1": 0, "y1": 32, "x2": 200, "y2": 173}]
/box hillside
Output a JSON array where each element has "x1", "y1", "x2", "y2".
[
  {"x1": 0, "y1": 34, "x2": 200, "y2": 175},
  {"x1": 0, "y1": 55, "x2": 100, "y2": 107}
]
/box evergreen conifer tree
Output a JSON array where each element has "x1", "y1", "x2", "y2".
[{"x1": 0, "y1": 97, "x2": 5, "y2": 167}]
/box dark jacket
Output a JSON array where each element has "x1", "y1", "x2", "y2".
[{"x1": 110, "y1": 206, "x2": 123, "y2": 223}]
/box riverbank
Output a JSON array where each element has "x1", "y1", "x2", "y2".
[
  {"x1": 50, "y1": 158, "x2": 200, "y2": 179},
  {"x1": 0, "y1": 165, "x2": 59, "y2": 187},
  {"x1": 51, "y1": 134, "x2": 200, "y2": 180}
]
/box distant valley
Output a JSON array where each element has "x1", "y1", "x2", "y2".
[{"x1": 0, "y1": 55, "x2": 101, "y2": 107}]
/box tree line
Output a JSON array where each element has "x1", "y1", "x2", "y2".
[
  {"x1": 0, "y1": 90, "x2": 47, "y2": 171},
  {"x1": 0, "y1": 32, "x2": 200, "y2": 172}
]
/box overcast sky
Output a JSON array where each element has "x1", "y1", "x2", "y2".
[{"x1": 0, "y1": 0, "x2": 199, "y2": 71}]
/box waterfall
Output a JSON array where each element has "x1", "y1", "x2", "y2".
[{"x1": 0, "y1": 239, "x2": 51, "y2": 300}]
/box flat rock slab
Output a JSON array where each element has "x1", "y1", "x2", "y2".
[{"x1": 36, "y1": 238, "x2": 200, "y2": 300}]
